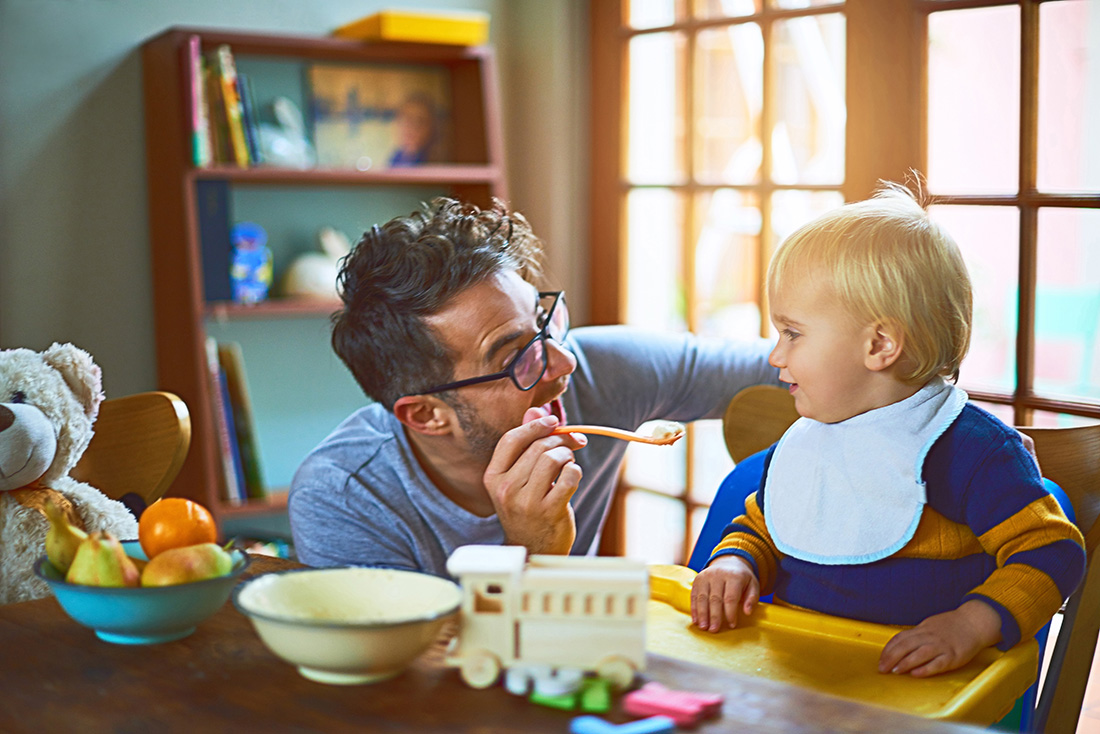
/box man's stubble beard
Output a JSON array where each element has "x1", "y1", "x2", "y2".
[{"x1": 449, "y1": 395, "x2": 505, "y2": 466}]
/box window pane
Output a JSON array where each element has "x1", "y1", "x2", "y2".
[
  {"x1": 628, "y1": 33, "x2": 687, "y2": 183},
  {"x1": 693, "y1": 189, "x2": 762, "y2": 338},
  {"x1": 629, "y1": 0, "x2": 688, "y2": 29},
  {"x1": 624, "y1": 491, "x2": 687, "y2": 565},
  {"x1": 690, "y1": 506, "x2": 711, "y2": 560},
  {"x1": 771, "y1": 189, "x2": 844, "y2": 249},
  {"x1": 695, "y1": 24, "x2": 763, "y2": 184},
  {"x1": 1034, "y1": 208, "x2": 1100, "y2": 400},
  {"x1": 690, "y1": 419, "x2": 734, "y2": 503},
  {"x1": 626, "y1": 188, "x2": 687, "y2": 331},
  {"x1": 771, "y1": 13, "x2": 845, "y2": 184},
  {"x1": 930, "y1": 205, "x2": 1019, "y2": 393},
  {"x1": 695, "y1": 0, "x2": 762, "y2": 22},
  {"x1": 1038, "y1": 0, "x2": 1100, "y2": 192},
  {"x1": 971, "y1": 400, "x2": 1014, "y2": 425},
  {"x1": 1030, "y1": 410, "x2": 1100, "y2": 429},
  {"x1": 927, "y1": 7, "x2": 1020, "y2": 194},
  {"x1": 770, "y1": 0, "x2": 844, "y2": 8},
  {"x1": 624, "y1": 437, "x2": 687, "y2": 495}
]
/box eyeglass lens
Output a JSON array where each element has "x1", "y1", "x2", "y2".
[{"x1": 512, "y1": 294, "x2": 569, "y2": 390}]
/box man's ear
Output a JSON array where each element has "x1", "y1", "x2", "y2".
[
  {"x1": 392, "y1": 395, "x2": 454, "y2": 436},
  {"x1": 865, "y1": 321, "x2": 905, "y2": 372}
]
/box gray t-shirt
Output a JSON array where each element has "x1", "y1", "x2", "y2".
[{"x1": 288, "y1": 326, "x2": 778, "y2": 577}]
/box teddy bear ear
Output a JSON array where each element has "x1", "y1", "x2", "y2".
[{"x1": 41, "y1": 342, "x2": 105, "y2": 421}]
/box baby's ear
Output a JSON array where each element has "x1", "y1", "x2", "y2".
[{"x1": 865, "y1": 321, "x2": 905, "y2": 372}]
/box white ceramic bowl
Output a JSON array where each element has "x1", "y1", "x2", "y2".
[{"x1": 233, "y1": 567, "x2": 462, "y2": 685}]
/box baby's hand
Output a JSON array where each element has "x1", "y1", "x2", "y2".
[
  {"x1": 878, "y1": 599, "x2": 1002, "y2": 677},
  {"x1": 690, "y1": 555, "x2": 760, "y2": 632}
]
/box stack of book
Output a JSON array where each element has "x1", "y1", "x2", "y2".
[
  {"x1": 204, "y1": 337, "x2": 266, "y2": 504},
  {"x1": 186, "y1": 36, "x2": 262, "y2": 168}
]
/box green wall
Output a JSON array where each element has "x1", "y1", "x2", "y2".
[{"x1": 0, "y1": 0, "x2": 590, "y2": 500}]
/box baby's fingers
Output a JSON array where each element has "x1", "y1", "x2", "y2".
[
  {"x1": 690, "y1": 578, "x2": 715, "y2": 630},
  {"x1": 880, "y1": 633, "x2": 941, "y2": 675},
  {"x1": 879, "y1": 630, "x2": 922, "y2": 673}
]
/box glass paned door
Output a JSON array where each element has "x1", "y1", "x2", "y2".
[{"x1": 618, "y1": 1, "x2": 847, "y2": 564}]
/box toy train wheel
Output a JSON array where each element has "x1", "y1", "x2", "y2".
[
  {"x1": 595, "y1": 655, "x2": 636, "y2": 689},
  {"x1": 460, "y1": 650, "x2": 501, "y2": 688}
]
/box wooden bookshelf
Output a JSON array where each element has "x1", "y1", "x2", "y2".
[{"x1": 142, "y1": 27, "x2": 507, "y2": 526}]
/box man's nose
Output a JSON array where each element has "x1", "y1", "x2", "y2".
[{"x1": 544, "y1": 338, "x2": 577, "y2": 381}]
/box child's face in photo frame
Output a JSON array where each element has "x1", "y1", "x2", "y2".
[{"x1": 767, "y1": 276, "x2": 881, "y2": 424}]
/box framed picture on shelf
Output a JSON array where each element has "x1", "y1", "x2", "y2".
[{"x1": 308, "y1": 63, "x2": 451, "y2": 171}]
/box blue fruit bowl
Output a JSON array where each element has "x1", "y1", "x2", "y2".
[{"x1": 34, "y1": 540, "x2": 250, "y2": 645}]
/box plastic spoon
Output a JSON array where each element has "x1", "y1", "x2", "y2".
[{"x1": 551, "y1": 420, "x2": 685, "y2": 446}]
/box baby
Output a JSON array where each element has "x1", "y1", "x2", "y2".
[{"x1": 691, "y1": 183, "x2": 1085, "y2": 677}]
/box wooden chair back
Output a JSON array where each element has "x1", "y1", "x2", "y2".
[
  {"x1": 1016, "y1": 422, "x2": 1100, "y2": 734},
  {"x1": 722, "y1": 385, "x2": 800, "y2": 462},
  {"x1": 71, "y1": 391, "x2": 191, "y2": 505}
]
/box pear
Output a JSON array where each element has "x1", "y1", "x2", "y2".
[
  {"x1": 43, "y1": 497, "x2": 88, "y2": 574},
  {"x1": 66, "y1": 531, "x2": 141, "y2": 587},
  {"x1": 140, "y1": 543, "x2": 234, "y2": 587}
]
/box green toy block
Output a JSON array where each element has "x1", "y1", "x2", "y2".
[
  {"x1": 530, "y1": 690, "x2": 579, "y2": 710},
  {"x1": 578, "y1": 677, "x2": 613, "y2": 713}
]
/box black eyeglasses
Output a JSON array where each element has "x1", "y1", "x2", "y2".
[{"x1": 414, "y1": 291, "x2": 569, "y2": 396}]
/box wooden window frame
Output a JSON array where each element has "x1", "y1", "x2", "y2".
[{"x1": 591, "y1": 0, "x2": 1100, "y2": 558}]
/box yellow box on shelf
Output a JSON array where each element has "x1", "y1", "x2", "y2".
[
  {"x1": 647, "y1": 564, "x2": 1039, "y2": 726},
  {"x1": 333, "y1": 10, "x2": 490, "y2": 46}
]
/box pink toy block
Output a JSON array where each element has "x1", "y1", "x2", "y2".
[{"x1": 621, "y1": 682, "x2": 723, "y2": 727}]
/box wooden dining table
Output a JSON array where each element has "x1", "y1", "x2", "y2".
[{"x1": 0, "y1": 555, "x2": 987, "y2": 734}]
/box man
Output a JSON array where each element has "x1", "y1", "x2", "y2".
[{"x1": 288, "y1": 198, "x2": 779, "y2": 576}]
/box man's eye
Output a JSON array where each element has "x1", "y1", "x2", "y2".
[
  {"x1": 535, "y1": 308, "x2": 549, "y2": 329},
  {"x1": 500, "y1": 347, "x2": 522, "y2": 370}
]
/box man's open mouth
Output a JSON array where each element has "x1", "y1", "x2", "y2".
[{"x1": 532, "y1": 396, "x2": 566, "y2": 423}]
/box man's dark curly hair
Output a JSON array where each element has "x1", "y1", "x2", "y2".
[{"x1": 332, "y1": 197, "x2": 545, "y2": 409}]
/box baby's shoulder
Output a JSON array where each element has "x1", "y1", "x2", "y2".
[{"x1": 924, "y1": 402, "x2": 1039, "y2": 511}]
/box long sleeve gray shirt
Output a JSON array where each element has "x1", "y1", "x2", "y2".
[{"x1": 288, "y1": 326, "x2": 779, "y2": 577}]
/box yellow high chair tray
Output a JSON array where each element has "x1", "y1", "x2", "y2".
[{"x1": 647, "y1": 565, "x2": 1038, "y2": 725}]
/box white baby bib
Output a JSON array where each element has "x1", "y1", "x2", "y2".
[{"x1": 763, "y1": 377, "x2": 968, "y2": 565}]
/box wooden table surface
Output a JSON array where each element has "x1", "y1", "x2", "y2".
[{"x1": 0, "y1": 555, "x2": 986, "y2": 734}]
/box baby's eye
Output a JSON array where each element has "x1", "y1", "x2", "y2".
[{"x1": 782, "y1": 329, "x2": 801, "y2": 341}]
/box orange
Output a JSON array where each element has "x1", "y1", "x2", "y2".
[{"x1": 138, "y1": 498, "x2": 217, "y2": 559}]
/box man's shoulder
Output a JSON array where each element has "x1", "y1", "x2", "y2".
[{"x1": 292, "y1": 403, "x2": 404, "y2": 487}]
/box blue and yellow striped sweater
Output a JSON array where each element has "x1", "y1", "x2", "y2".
[{"x1": 710, "y1": 403, "x2": 1086, "y2": 651}]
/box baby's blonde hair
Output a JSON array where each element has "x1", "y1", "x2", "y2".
[{"x1": 767, "y1": 182, "x2": 972, "y2": 384}]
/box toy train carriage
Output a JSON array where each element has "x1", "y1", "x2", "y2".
[{"x1": 445, "y1": 545, "x2": 648, "y2": 689}]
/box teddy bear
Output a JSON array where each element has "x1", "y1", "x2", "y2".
[{"x1": 0, "y1": 343, "x2": 138, "y2": 604}]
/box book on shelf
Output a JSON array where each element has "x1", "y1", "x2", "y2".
[
  {"x1": 203, "y1": 53, "x2": 231, "y2": 164},
  {"x1": 205, "y1": 337, "x2": 246, "y2": 505},
  {"x1": 195, "y1": 179, "x2": 233, "y2": 302},
  {"x1": 217, "y1": 341, "x2": 267, "y2": 500},
  {"x1": 237, "y1": 72, "x2": 263, "y2": 166},
  {"x1": 212, "y1": 44, "x2": 251, "y2": 167},
  {"x1": 185, "y1": 34, "x2": 212, "y2": 167}
]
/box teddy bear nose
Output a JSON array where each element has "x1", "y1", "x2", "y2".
[{"x1": 0, "y1": 404, "x2": 13, "y2": 432}]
